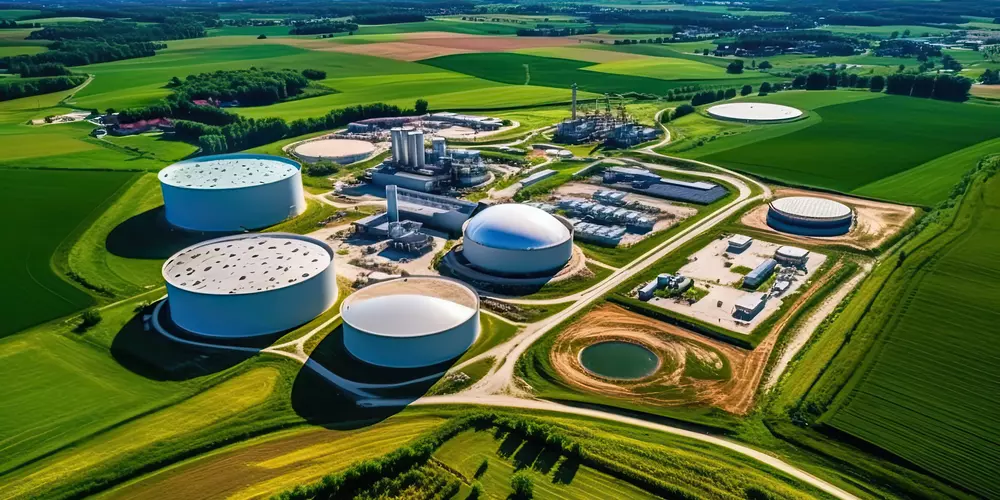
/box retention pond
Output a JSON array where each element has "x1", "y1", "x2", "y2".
[{"x1": 579, "y1": 341, "x2": 658, "y2": 380}]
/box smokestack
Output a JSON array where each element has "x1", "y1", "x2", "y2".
[
  {"x1": 571, "y1": 83, "x2": 578, "y2": 120},
  {"x1": 386, "y1": 185, "x2": 399, "y2": 223}
]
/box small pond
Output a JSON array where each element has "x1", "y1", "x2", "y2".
[{"x1": 579, "y1": 341, "x2": 659, "y2": 380}]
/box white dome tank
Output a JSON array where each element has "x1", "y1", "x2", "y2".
[{"x1": 462, "y1": 204, "x2": 574, "y2": 277}]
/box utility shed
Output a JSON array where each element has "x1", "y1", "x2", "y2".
[
  {"x1": 638, "y1": 281, "x2": 659, "y2": 301},
  {"x1": 743, "y1": 258, "x2": 777, "y2": 289},
  {"x1": 728, "y1": 234, "x2": 753, "y2": 252},
  {"x1": 733, "y1": 292, "x2": 766, "y2": 320}
]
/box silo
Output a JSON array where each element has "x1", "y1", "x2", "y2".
[
  {"x1": 390, "y1": 128, "x2": 403, "y2": 164},
  {"x1": 407, "y1": 130, "x2": 425, "y2": 168}
]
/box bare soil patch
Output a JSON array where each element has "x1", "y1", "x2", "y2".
[
  {"x1": 971, "y1": 84, "x2": 1000, "y2": 99},
  {"x1": 409, "y1": 35, "x2": 577, "y2": 52},
  {"x1": 550, "y1": 264, "x2": 843, "y2": 414},
  {"x1": 320, "y1": 41, "x2": 473, "y2": 61},
  {"x1": 741, "y1": 188, "x2": 915, "y2": 250}
]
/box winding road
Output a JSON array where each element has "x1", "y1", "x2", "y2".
[{"x1": 149, "y1": 107, "x2": 859, "y2": 500}]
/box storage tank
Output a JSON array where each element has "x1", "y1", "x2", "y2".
[
  {"x1": 767, "y1": 196, "x2": 853, "y2": 236},
  {"x1": 342, "y1": 276, "x2": 480, "y2": 368},
  {"x1": 462, "y1": 204, "x2": 574, "y2": 277},
  {"x1": 158, "y1": 153, "x2": 306, "y2": 232},
  {"x1": 163, "y1": 233, "x2": 337, "y2": 338}
]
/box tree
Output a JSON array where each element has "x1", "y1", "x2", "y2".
[
  {"x1": 805, "y1": 72, "x2": 828, "y2": 90},
  {"x1": 257, "y1": 34, "x2": 267, "y2": 39},
  {"x1": 414, "y1": 99, "x2": 429, "y2": 114},
  {"x1": 469, "y1": 482, "x2": 484, "y2": 500},
  {"x1": 898, "y1": 64, "x2": 906, "y2": 72},
  {"x1": 511, "y1": 471, "x2": 534, "y2": 499},
  {"x1": 475, "y1": 458, "x2": 489, "y2": 478},
  {"x1": 758, "y1": 60, "x2": 772, "y2": 70},
  {"x1": 302, "y1": 69, "x2": 326, "y2": 80},
  {"x1": 981, "y1": 69, "x2": 1000, "y2": 85},
  {"x1": 724, "y1": 88, "x2": 737, "y2": 99},
  {"x1": 890, "y1": 31, "x2": 899, "y2": 39},
  {"x1": 702, "y1": 48, "x2": 710, "y2": 56},
  {"x1": 911, "y1": 75, "x2": 935, "y2": 97},
  {"x1": 79, "y1": 309, "x2": 102, "y2": 331},
  {"x1": 759, "y1": 81, "x2": 772, "y2": 95},
  {"x1": 740, "y1": 84, "x2": 753, "y2": 96},
  {"x1": 670, "y1": 103, "x2": 695, "y2": 120},
  {"x1": 870, "y1": 75, "x2": 886, "y2": 92},
  {"x1": 792, "y1": 75, "x2": 807, "y2": 89},
  {"x1": 726, "y1": 60, "x2": 745, "y2": 74}
]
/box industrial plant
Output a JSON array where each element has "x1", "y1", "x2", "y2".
[
  {"x1": 365, "y1": 128, "x2": 489, "y2": 193},
  {"x1": 602, "y1": 166, "x2": 728, "y2": 204},
  {"x1": 341, "y1": 276, "x2": 480, "y2": 368},
  {"x1": 162, "y1": 233, "x2": 338, "y2": 338},
  {"x1": 157, "y1": 153, "x2": 307, "y2": 232},
  {"x1": 554, "y1": 84, "x2": 660, "y2": 147},
  {"x1": 767, "y1": 196, "x2": 855, "y2": 236}
]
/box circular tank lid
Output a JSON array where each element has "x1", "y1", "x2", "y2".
[
  {"x1": 707, "y1": 102, "x2": 803, "y2": 122},
  {"x1": 163, "y1": 234, "x2": 331, "y2": 295},
  {"x1": 343, "y1": 294, "x2": 476, "y2": 338},
  {"x1": 158, "y1": 153, "x2": 300, "y2": 189},
  {"x1": 465, "y1": 204, "x2": 571, "y2": 250},
  {"x1": 770, "y1": 196, "x2": 852, "y2": 220}
]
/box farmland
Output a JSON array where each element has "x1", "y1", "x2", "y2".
[
  {"x1": 422, "y1": 52, "x2": 765, "y2": 96},
  {"x1": 695, "y1": 95, "x2": 1000, "y2": 205},
  {"x1": 0, "y1": 169, "x2": 136, "y2": 337},
  {"x1": 824, "y1": 170, "x2": 1000, "y2": 498}
]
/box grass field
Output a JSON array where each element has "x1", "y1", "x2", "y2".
[
  {"x1": 824, "y1": 170, "x2": 1000, "y2": 498},
  {"x1": 584, "y1": 56, "x2": 761, "y2": 81},
  {"x1": 102, "y1": 415, "x2": 446, "y2": 499},
  {"x1": 696, "y1": 95, "x2": 1000, "y2": 205},
  {"x1": 423, "y1": 52, "x2": 764, "y2": 97},
  {"x1": 0, "y1": 169, "x2": 136, "y2": 337},
  {"x1": 0, "y1": 9, "x2": 41, "y2": 20}
]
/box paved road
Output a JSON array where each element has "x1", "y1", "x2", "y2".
[{"x1": 148, "y1": 107, "x2": 857, "y2": 500}]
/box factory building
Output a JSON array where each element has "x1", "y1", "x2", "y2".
[
  {"x1": 733, "y1": 293, "x2": 767, "y2": 320},
  {"x1": 593, "y1": 189, "x2": 628, "y2": 206},
  {"x1": 767, "y1": 196, "x2": 854, "y2": 236},
  {"x1": 158, "y1": 154, "x2": 306, "y2": 232},
  {"x1": 368, "y1": 129, "x2": 488, "y2": 193},
  {"x1": 462, "y1": 204, "x2": 574, "y2": 277},
  {"x1": 574, "y1": 221, "x2": 627, "y2": 247},
  {"x1": 743, "y1": 259, "x2": 777, "y2": 289},
  {"x1": 428, "y1": 112, "x2": 503, "y2": 130},
  {"x1": 352, "y1": 186, "x2": 478, "y2": 252},
  {"x1": 775, "y1": 246, "x2": 810, "y2": 267},
  {"x1": 558, "y1": 198, "x2": 655, "y2": 231},
  {"x1": 603, "y1": 166, "x2": 727, "y2": 204},
  {"x1": 163, "y1": 233, "x2": 337, "y2": 338},
  {"x1": 638, "y1": 273, "x2": 692, "y2": 300},
  {"x1": 342, "y1": 276, "x2": 480, "y2": 368}
]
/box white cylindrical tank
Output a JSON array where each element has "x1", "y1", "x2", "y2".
[
  {"x1": 462, "y1": 204, "x2": 574, "y2": 277},
  {"x1": 342, "y1": 277, "x2": 480, "y2": 368},
  {"x1": 163, "y1": 233, "x2": 337, "y2": 338},
  {"x1": 158, "y1": 153, "x2": 306, "y2": 232},
  {"x1": 407, "y1": 130, "x2": 424, "y2": 168},
  {"x1": 390, "y1": 128, "x2": 403, "y2": 163}
]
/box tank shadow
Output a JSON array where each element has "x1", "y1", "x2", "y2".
[
  {"x1": 105, "y1": 206, "x2": 233, "y2": 259},
  {"x1": 289, "y1": 324, "x2": 455, "y2": 429},
  {"x1": 110, "y1": 305, "x2": 255, "y2": 381}
]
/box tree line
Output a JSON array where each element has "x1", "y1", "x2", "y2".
[
  {"x1": 0, "y1": 75, "x2": 87, "y2": 102},
  {"x1": 289, "y1": 20, "x2": 359, "y2": 35},
  {"x1": 1, "y1": 41, "x2": 164, "y2": 73},
  {"x1": 26, "y1": 19, "x2": 205, "y2": 43},
  {"x1": 353, "y1": 13, "x2": 425, "y2": 25},
  {"x1": 169, "y1": 69, "x2": 313, "y2": 106},
  {"x1": 516, "y1": 26, "x2": 598, "y2": 37},
  {"x1": 884, "y1": 73, "x2": 972, "y2": 101}
]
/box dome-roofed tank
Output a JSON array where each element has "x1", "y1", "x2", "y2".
[{"x1": 462, "y1": 204, "x2": 574, "y2": 277}]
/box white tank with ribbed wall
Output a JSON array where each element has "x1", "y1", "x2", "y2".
[
  {"x1": 158, "y1": 153, "x2": 306, "y2": 232},
  {"x1": 342, "y1": 277, "x2": 480, "y2": 368},
  {"x1": 462, "y1": 204, "x2": 574, "y2": 277},
  {"x1": 163, "y1": 233, "x2": 337, "y2": 338}
]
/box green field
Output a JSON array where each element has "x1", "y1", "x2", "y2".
[
  {"x1": 423, "y1": 52, "x2": 764, "y2": 97},
  {"x1": 0, "y1": 9, "x2": 41, "y2": 20},
  {"x1": 824, "y1": 171, "x2": 1000, "y2": 498},
  {"x1": 696, "y1": 94, "x2": 1000, "y2": 205},
  {"x1": 584, "y1": 55, "x2": 760, "y2": 80},
  {"x1": 0, "y1": 169, "x2": 135, "y2": 337}
]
